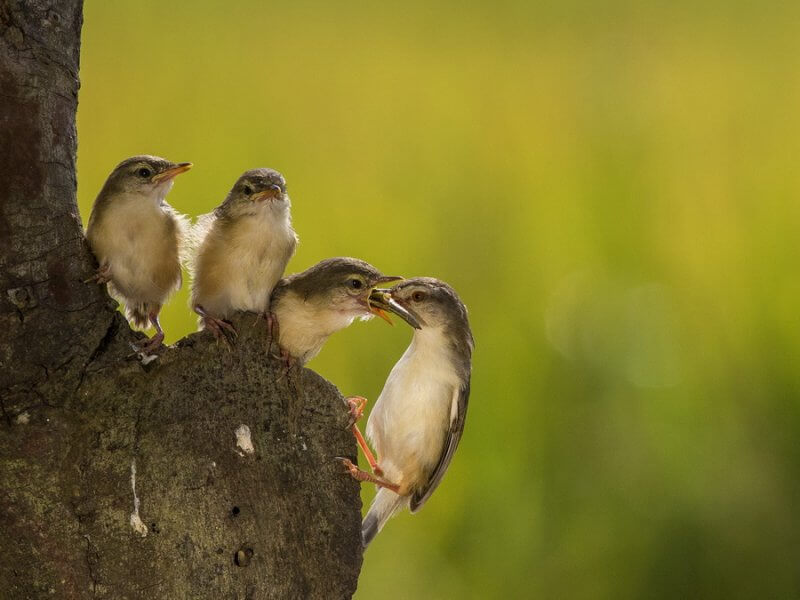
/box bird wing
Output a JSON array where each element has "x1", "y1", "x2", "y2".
[
  {"x1": 409, "y1": 378, "x2": 470, "y2": 513},
  {"x1": 180, "y1": 212, "x2": 216, "y2": 274}
]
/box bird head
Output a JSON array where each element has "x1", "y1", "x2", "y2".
[
  {"x1": 104, "y1": 155, "x2": 192, "y2": 203},
  {"x1": 370, "y1": 277, "x2": 472, "y2": 343},
  {"x1": 216, "y1": 168, "x2": 289, "y2": 220},
  {"x1": 283, "y1": 257, "x2": 411, "y2": 323}
]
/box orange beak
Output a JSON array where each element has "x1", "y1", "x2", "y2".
[{"x1": 152, "y1": 162, "x2": 193, "y2": 183}]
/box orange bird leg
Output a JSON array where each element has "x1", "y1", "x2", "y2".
[
  {"x1": 345, "y1": 396, "x2": 384, "y2": 477},
  {"x1": 338, "y1": 458, "x2": 399, "y2": 494}
]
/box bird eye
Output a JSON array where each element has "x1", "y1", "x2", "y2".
[
  {"x1": 412, "y1": 291, "x2": 426, "y2": 302},
  {"x1": 243, "y1": 185, "x2": 253, "y2": 196},
  {"x1": 349, "y1": 278, "x2": 363, "y2": 290},
  {"x1": 137, "y1": 167, "x2": 152, "y2": 178}
]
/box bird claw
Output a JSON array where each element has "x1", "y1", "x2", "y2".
[
  {"x1": 264, "y1": 311, "x2": 279, "y2": 356},
  {"x1": 204, "y1": 315, "x2": 237, "y2": 348},
  {"x1": 133, "y1": 331, "x2": 165, "y2": 355},
  {"x1": 84, "y1": 263, "x2": 112, "y2": 285},
  {"x1": 345, "y1": 396, "x2": 367, "y2": 428},
  {"x1": 335, "y1": 457, "x2": 397, "y2": 492}
]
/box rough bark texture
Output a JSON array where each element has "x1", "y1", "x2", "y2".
[{"x1": 0, "y1": 2, "x2": 364, "y2": 598}]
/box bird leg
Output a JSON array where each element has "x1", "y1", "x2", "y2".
[
  {"x1": 345, "y1": 396, "x2": 384, "y2": 476},
  {"x1": 276, "y1": 347, "x2": 296, "y2": 381},
  {"x1": 337, "y1": 458, "x2": 399, "y2": 493},
  {"x1": 194, "y1": 304, "x2": 237, "y2": 347},
  {"x1": 133, "y1": 308, "x2": 166, "y2": 354},
  {"x1": 264, "y1": 311, "x2": 279, "y2": 356},
  {"x1": 84, "y1": 262, "x2": 112, "y2": 285}
]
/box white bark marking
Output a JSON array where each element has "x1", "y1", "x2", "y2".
[
  {"x1": 129, "y1": 460, "x2": 148, "y2": 537},
  {"x1": 235, "y1": 424, "x2": 254, "y2": 455}
]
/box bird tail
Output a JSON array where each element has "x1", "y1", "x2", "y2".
[
  {"x1": 362, "y1": 488, "x2": 408, "y2": 548},
  {"x1": 125, "y1": 302, "x2": 151, "y2": 330}
]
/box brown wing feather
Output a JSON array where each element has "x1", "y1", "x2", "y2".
[{"x1": 410, "y1": 379, "x2": 470, "y2": 513}]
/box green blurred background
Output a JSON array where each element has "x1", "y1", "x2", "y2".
[{"x1": 77, "y1": 1, "x2": 800, "y2": 597}]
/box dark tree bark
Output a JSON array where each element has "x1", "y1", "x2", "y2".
[{"x1": 0, "y1": 2, "x2": 364, "y2": 598}]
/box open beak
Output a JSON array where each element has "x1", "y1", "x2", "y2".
[
  {"x1": 252, "y1": 184, "x2": 283, "y2": 202},
  {"x1": 369, "y1": 288, "x2": 422, "y2": 329},
  {"x1": 152, "y1": 162, "x2": 193, "y2": 183}
]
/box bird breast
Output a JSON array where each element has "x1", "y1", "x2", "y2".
[
  {"x1": 274, "y1": 291, "x2": 357, "y2": 364},
  {"x1": 193, "y1": 211, "x2": 296, "y2": 316},
  {"x1": 366, "y1": 329, "x2": 459, "y2": 488},
  {"x1": 88, "y1": 195, "x2": 183, "y2": 303}
]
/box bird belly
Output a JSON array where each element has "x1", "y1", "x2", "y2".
[
  {"x1": 93, "y1": 202, "x2": 180, "y2": 304},
  {"x1": 367, "y1": 360, "x2": 453, "y2": 491},
  {"x1": 193, "y1": 219, "x2": 293, "y2": 317}
]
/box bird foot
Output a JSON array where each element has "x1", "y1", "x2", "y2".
[
  {"x1": 263, "y1": 311, "x2": 279, "y2": 355},
  {"x1": 204, "y1": 315, "x2": 237, "y2": 348},
  {"x1": 344, "y1": 397, "x2": 384, "y2": 475},
  {"x1": 345, "y1": 396, "x2": 367, "y2": 427},
  {"x1": 133, "y1": 331, "x2": 165, "y2": 355},
  {"x1": 84, "y1": 263, "x2": 112, "y2": 285},
  {"x1": 336, "y1": 458, "x2": 398, "y2": 493}
]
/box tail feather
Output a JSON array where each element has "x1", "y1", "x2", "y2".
[
  {"x1": 106, "y1": 283, "x2": 153, "y2": 330},
  {"x1": 125, "y1": 302, "x2": 151, "y2": 330},
  {"x1": 362, "y1": 488, "x2": 407, "y2": 548}
]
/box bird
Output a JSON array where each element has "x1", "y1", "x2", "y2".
[
  {"x1": 269, "y1": 257, "x2": 417, "y2": 366},
  {"x1": 341, "y1": 277, "x2": 474, "y2": 547},
  {"x1": 187, "y1": 168, "x2": 297, "y2": 341},
  {"x1": 85, "y1": 155, "x2": 192, "y2": 353}
]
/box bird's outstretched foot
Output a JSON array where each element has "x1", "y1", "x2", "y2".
[
  {"x1": 346, "y1": 396, "x2": 367, "y2": 427},
  {"x1": 344, "y1": 396, "x2": 384, "y2": 476},
  {"x1": 337, "y1": 458, "x2": 399, "y2": 493},
  {"x1": 84, "y1": 263, "x2": 112, "y2": 285},
  {"x1": 133, "y1": 331, "x2": 165, "y2": 355}
]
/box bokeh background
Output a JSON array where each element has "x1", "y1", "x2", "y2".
[{"x1": 77, "y1": 2, "x2": 800, "y2": 598}]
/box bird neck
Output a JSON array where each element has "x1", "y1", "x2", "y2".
[
  {"x1": 408, "y1": 326, "x2": 449, "y2": 356},
  {"x1": 406, "y1": 325, "x2": 470, "y2": 378}
]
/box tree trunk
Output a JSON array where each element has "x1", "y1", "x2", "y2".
[{"x1": 0, "y1": 2, "x2": 364, "y2": 598}]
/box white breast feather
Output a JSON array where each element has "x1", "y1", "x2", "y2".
[
  {"x1": 366, "y1": 327, "x2": 459, "y2": 486},
  {"x1": 89, "y1": 194, "x2": 181, "y2": 303},
  {"x1": 276, "y1": 291, "x2": 357, "y2": 363},
  {"x1": 191, "y1": 209, "x2": 296, "y2": 316}
]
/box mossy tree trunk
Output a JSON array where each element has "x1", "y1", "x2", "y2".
[{"x1": 0, "y1": 2, "x2": 364, "y2": 597}]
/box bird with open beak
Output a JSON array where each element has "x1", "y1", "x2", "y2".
[
  {"x1": 341, "y1": 277, "x2": 474, "y2": 547},
  {"x1": 187, "y1": 168, "x2": 297, "y2": 341},
  {"x1": 269, "y1": 257, "x2": 419, "y2": 366},
  {"x1": 85, "y1": 155, "x2": 192, "y2": 353}
]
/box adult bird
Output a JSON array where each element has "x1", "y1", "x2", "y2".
[
  {"x1": 85, "y1": 155, "x2": 192, "y2": 353},
  {"x1": 188, "y1": 168, "x2": 297, "y2": 341},
  {"x1": 342, "y1": 278, "x2": 474, "y2": 547}
]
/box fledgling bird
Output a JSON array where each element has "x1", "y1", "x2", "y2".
[
  {"x1": 188, "y1": 168, "x2": 297, "y2": 340},
  {"x1": 343, "y1": 278, "x2": 474, "y2": 547},
  {"x1": 269, "y1": 257, "x2": 418, "y2": 366},
  {"x1": 85, "y1": 155, "x2": 192, "y2": 352}
]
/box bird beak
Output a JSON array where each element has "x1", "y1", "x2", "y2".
[
  {"x1": 369, "y1": 288, "x2": 422, "y2": 329},
  {"x1": 365, "y1": 276, "x2": 403, "y2": 324},
  {"x1": 152, "y1": 162, "x2": 193, "y2": 183},
  {"x1": 375, "y1": 275, "x2": 403, "y2": 285},
  {"x1": 252, "y1": 184, "x2": 283, "y2": 202}
]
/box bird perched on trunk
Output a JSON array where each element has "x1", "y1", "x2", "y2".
[
  {"x1": 85, "y1": 155, "x2": 192, "y2": 353},
  {"x1": 341, "y1": 278, "x2": 474, "y2": 547},
  {"x1": 187, "y1": 168, "x2": 297, "y2": 341},
  {"x1": 269, "y1": 257, "x2": 418, "y2": 366}
]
